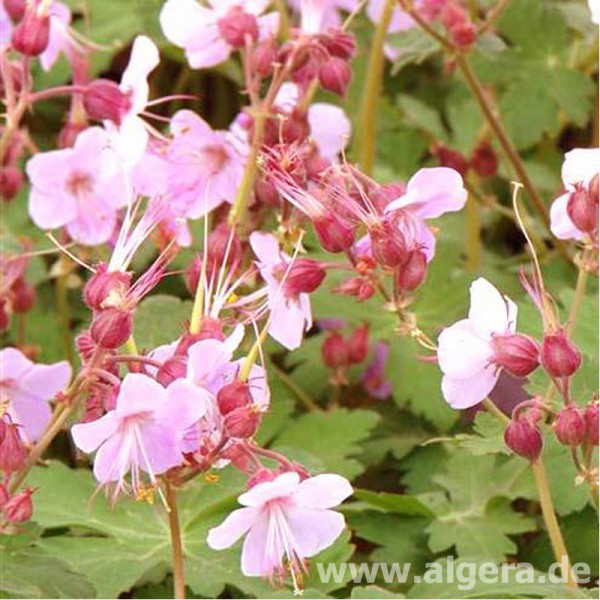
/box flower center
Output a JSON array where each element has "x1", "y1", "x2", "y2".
[{"x1": 66, "y1": 170, "x2": 94, "y2": 197}]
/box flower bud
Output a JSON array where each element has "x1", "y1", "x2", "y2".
[
  {"x1": 90, "y1": 308, "x2": 133, "y2": 349},
  {"x1": 11, "y1": 8, "x2": 50, "y2": 57},
  {"x1": 0, "y1": 421, "x2": 27, "y2": 473},
  {"x1": 333, "y1": 277, "x2": 376, "y2": 302},
  {"x1": 322, "y1": 332, "x2": 348, "y2": 369},
  {"x1": 397, "y1": 249, "x2": 428, "y2": 292},
  {"x1": 370, "y1": 223, "x2": 407, "y2": 269},
  {"x1": 284, "y1": 259, "x2": 326, "y2": 297},
  {"x1": 431, "y1": 143, "x2": 469, "y2": 176},
  {"x1": 83, "y1": 79, "x2": 132, "y2": 126},
  {"x1": 223, "y1": 406, "x2": 260, "y2": 438},
  {"x1": 0, "y1": 166, "x2": 24, "y2": 202},
  {"x1": 322, "y1": 30, "x2": 356, "y2": 60},
  {"x1": 217, "y1": 380, "x2": 253, "y2": 415},
  {"x1": 305, "y1": 151, "x2": 330, "y2": 180},
  {"x1": 4, "y1": 0, "x2": 26, "y2": 21},
  {"x1": 206, "y1": 223, "x2": 243, "y2": 273},
  {"x1": 217, "y1": 7, "x2": 259, "y2": 48},
  {"x1": 246, "y1": 468, "x2": 278, "y2": 488},
  {"x1": 11, "y1": 277, "x2": 36, "y2": 313},
  {"x1": 4, "y1": 488, "x2": 34, "y2": 523},
  {"x1": 541, "y1": 330, "x2": 581, "y2": 378},
  {"x1": 440, "y1": 2, "x2": 468, "y2": 28},
  {"x1": 313, "y1": 213, "x2": 356, "y2": 253},
  {"x1": 589, "y1": 174, "x2": 599, "y2": 205},
  {"x1": 504, "y1": 418, "x2": 543, "y2": 461},
  {"x1": 255, "y1": 178, "x2": 280, "y2": 207},
  {"x1": 157, "y1": 357, "x2": 187, "y2": 387},
  {"x1": 250, "y1": 37, "x2": 277, "y2": 77},
  {"x1": 347, "y1": 325, "x2": 369, "y2": 364},
  {"x1": 584, "y1": 402, "x2": 599, "y2": 446},
  {"x1": 553, "y1": 403, "x2": 586, "y2": 447},
  {"x1": 449, "y1": 21, "x2": 476, "y2": 47},
  {"x1": 318, "y1": 57, "x2": 352, "y2": 96},
  {"x1": 177, "y1": 318, "x2": 225, "y2": 354},
  {"x1": 471, "y1": 142, "x2": 498, "y2": 177},
  {"x1": 491, "y1": 333, "x2": 540, "y2": 377},
  {"x1": 0, "y1": 299, "x2": 9, "y2": 331},
  {"x1": 567, "y1": 185, "x2": 598, "y2": 233},
  {"x1": 83, "y1": 265, "x2": 132, "y2": 310}
]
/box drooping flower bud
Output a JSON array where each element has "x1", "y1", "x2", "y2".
[
  {"x1": 11, "y1": 7, "x2": 51, "y2": 57},
  {"x1": 322, "y1": 30, "x2": 356, "y2": 60},
  {"x1": 370, "y1": 222, "x2": 407, "y2": 269},
  {"x1": 540, "y1": 330, "x2": 581, "y2": 378},
  {"x1": 0, "y1": 166, "x2": 24, "y2": 202},
  {"x1": 83, "y1": 265, "x2": 132, "y2": 310},
  {"x1": 284, "y1": 259, "x2": 326, "y2": 297},
  {"x1": 471, "y1": 142, "x2": 498, "y2": 177},
  {"x1": 11, "y1": 277, "x2": 36, "y2": 313},
  {"x1": 318, "y1": 57, "x2": 352, "y2": 96},
  {"x1": 83, "y1": 79, "x2": 132, "y2": 126},
  {"x1": 3, "y1": 487, "x2": 34, "y2": 523},
  {"x1": 250, "y1": 37, "x2": 278, "y2": 77},
  {"x1": 347, "y1": 325, "x2": 369, "y2": 364},
  {"x1": 313, "y1": 213, "x2": 356, "y2": 253},
  {"x1": 0, "y1": 421, "x2": 27, "y2": 473},
  {"x1": 504, "y1": 418, "x2": 543, "y2": 461},
  {"x1": 431, "y1": 143, "x2": 469, "y2": 176},
  {"x1": 553, "y1": 403, "x2": 586, "y2": 447},
  {"x1": 217, "y1": 380, "x2": 253, "y2": 415},
  {"x1": 223, "y1": 406, "x2": 260, "y2": 438},
  {"x1": 491, "y1": 333, "x2": 540, "y2": 377},
  {"x1": 255, "y1": 178, "x2": 281, "y2": 207},
  {"x1": 156, "y1": 357, "x2": 187, "y2": 387},
  {"x1": 4, "y1": 0, "x2": 26, "y2": 21},
  {"x1": 449, "y1": 21, "x2": 476, "y2": 47},
  {"x1": 584, "y1": 401, "x2": 599, "y2": 446},
  {"x1": 566, "y1": 185, "x2": 598, "y2": 233},
  {"x1": 322, "y1": 331, "x2": 348, "y2": 369},
  {"x1": 90, "y1": 308, "x2": 133, "y2": 349},
  {"x1": 396, "y1": 249, "x2": 428, "y2": 292},
  {"x1": 333, "y1": 277, "x2": 375, "y2": 302},
  {"x1": 217, "y1": 7, "x2": 259, "y2": 48},
  {"x1": 177, "y1": 318, "x2": 225, "y2": 354}
]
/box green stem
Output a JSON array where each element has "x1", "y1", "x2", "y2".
[
  {"x1": 356, "y1": 0, "x2": 395, "y2": 175},
  {"x1": 271, "y1": 363, "x2": 320, "y2": 412},
  {"x1": 166, "y1": 482, "x2": 186, "y2": 599},
  {"x1": 56, "y1": 269, "x2": 76, "y2": 370},
  {"x1": 465, "y1": 186, "x2": 481, "y2": 272},
  {"x1": 565, "y1": 259, "x2": 589, "y2": 337}
]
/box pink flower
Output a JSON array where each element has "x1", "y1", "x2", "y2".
[
  {"x1": 0, "y1": 347, "x2": 71, "y2": 442},
  {"x1": 71, "y1": 374, "x2": 207, "y2": 494},
  {"x1": 106, "y1": 35, "x2": 160, "y2": 167},
  {"x1": 250, "y1": 232, "x2": 313, "y2": 350},
  {"x1": 550, "y1": 148, "x2": 600, "y2": 241},
  {"x1": 160, "y1": 0, "x2": 279, "y2": 69},
  {"x1": 26, "y1": 126, "x2": 128, "y2": 245},
  {"x1": 296, "y1": 0, "x2": 359, "y2": 33},
  {"x1": 165, "y1": 110, "x2": 247, "y2": 218},
  {"x1": 207, "y1": 471, "x2": 353, "y2": 582},
  {"x1": 361, "y1": 341, "x2": 392, "y2": 399},
  {"x1": 437, "y1": 278, "x2": 518, "y2": 409}
]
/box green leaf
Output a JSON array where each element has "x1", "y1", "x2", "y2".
[
  {"x1": 351, "y1": 586, "x2": 406, "y2": 598},
  {"x1": 273, "y1": 408, "x2": 380, "y2": 479},
  {"x1": 451, "y1": 412, "x2": 511, "y2": 456},
  {"x1": 353, "y1": 490, "x2": 435, "y2": 518},
  {"x1": 133, "y1": 294, "x2": 193, "y2": 349},
  {"x1": 396, "y1": 95, "x2": 448, "y2": 143},
  {"x1": 389, "y1": 29, "x2": 441, "y2": 73}
]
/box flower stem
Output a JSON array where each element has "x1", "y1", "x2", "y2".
[
  {"x1": 565, "y1": 258, "x2": 589, "y2": 337},
  {"x1": 56, "y1": 268, "x2": 76, "y2": 370},
  {"x1": 531, "y1": 460, "x2": 577, "y2": 587},
  {"x1": 166, "y1": 482, "x2": 186, "y2": 600},
  {"x1": 270, "y1": 363, "x2": 320, "y2": 411},
  {"x1": 356, "y1": 0, "x2": 395, "y2": 175},
  {"x1": 465, "y1": 185, "x2": 481, "y2": 272}
]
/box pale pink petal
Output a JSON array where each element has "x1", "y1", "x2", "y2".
[
  {"x1": 207, "y1": 507, "x2": 258, "y2": 550},
  {"x1": 437, "y1": 320, "x2": 493, "y2": 379},
  {"x1": 550, "y1": 192, "x2": 584, "y2": 241},
  {"x1": 162, "y1": 379, "x2": 208, "y2": 430},
  {"x1": 18, "y1": 361, "x2": 71, "y2": 401},
  {"x1": 286, "y1": 507, "x2": 346, "y2": 557},
  {"x1": 295, "y1": 474, "x2": 353, "y2": 509},
  {"x1": 9, "y1": 395, "x2": 51, "y2": 443},
  {"x1": 170, "y1": 109, "x2": 214, "y2": 139},
  {"x1": 441, "y1": 366, "x2": 500, "y2": 410},
  {"x1": 257, "y1": 12, "x2": 280, "y2": 38},
  {"x1": 275, "y1": 82, "x2": 300, "y2": 111},
  {"x1": 561, "y1": 148, "x2": 600, "y2": 188},
  {"x1": 308, "y1": 103, "x2": 351, "y2": 161},
  {"x1": 27, "y1": 179, "x2": 76, "y2": 231},
  {"x1": 66, "y1": 201, "x2": 117, "y2": 246},
  {"x1": 0, "y1": 348, "x2": 33, "y2": 381},
  {"x1": 137, "y1": 422, "x2": 183, "y2": 473},
  {"x1": 120, "y1": 35, "x2": 160, "y2": 114},
  {"x1": 115, "y1": 374, "x2": 166, "y2": 417},
  {"x1": 106, "y1": 116, "x2": 149, "y2": 169},
  {"x1": 249, "y1": 232, "x2": 282, "y2": 267},
  {"x1": 241, "y1": 513, "x2": 274, "y2": 576},
  {"x1": 367, "y1": 0, "x2": 414, "y2": 32},
  {"x1": 71, "y1": 412, "x2": 120, "y2": 453},
  {"x1": 238, "y1": 471, "x2": 300, "y2": 507},
  {"x1": 93, "y1": 434, "x2": 129, "y2": 483},
  {"x1": 268, "y1": 295, "x2": 308, "y2": 350},
  {"x1": 187, "y1": 339, "x2": 234, "y2": 387},
  {"x1": 468, "y1": 278, "x2": 516, "y2": 337}
]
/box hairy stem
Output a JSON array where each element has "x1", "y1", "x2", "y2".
[
  {"x1": 166, "y1": 482, "x2": 186, "y2": 599},
  {"x1": 356, "y1": 0, "x2": 395, "y2": 175}
]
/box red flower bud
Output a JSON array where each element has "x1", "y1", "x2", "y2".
[
  {"x1": 4, "y1": 487, "x2": 34, "y2": 523},
  {"x1": 566, "y1": 185, "x2": 598, "y2": 234},
  {"x1": 333, "y1": 277, "x2": 376, "y2": 302},
  {"x1": 504, "y1": 418, "x2": 543, "y2": 461},
  {"x1": 206, "y1": 223, "x2": 243, "y2": 273},
  {"x1": 90, "y1": 308, "x2": 133, "y2": 349},
  {"x1": 347, "y1": 325, "x2": 369, "y2": 364},
  {"x1": 553, "y1": 403, "x2": 586, "y2": 447},
  {"x1": 217, "y1": 380, "x2": 253, "y2": 415},
  {"x1": 491, "y1": 333, "x2": 540, "y2": 377},
  {"x1": 396, "y1": 249, "x2": 428, "y2": 292},
  {"x1": 223, "y1": 406, "x2": 260, "y2": 438},
  {"x1": 471, "y1": 142, "x2": 498, "y2": 177},
  {"x1": 10, "y1": 277, "x2": 36, "y2": 313},
  {"x1": 449, "y1": 21, "x2": 476, "y2": 47},
  {"x1": 318, "y1": 56, "x2": 352, "y2": 96},
  {"x1": 250, "y1": 37, "x2": 277, "y2": 77},
  {"x1": 0, "y1": 166, "x2": 24, "y2": 202},
  {"x1": 322, "y1": 331, "x2": 348, "y2": 369},
  {"x1": 432, "y1": 143, "x2": 469, "y2": 176},
  {"x1": 440, "y1": 2, "x2": 468, "y2": 28},
  {"x1": 284, "y1": 259, "x2": 326, "y2": 297},
  {"x1": 0, "y1": 421, "x2": 27, "y2": 473},
  {"x1": 541, "y1": 330, "x2": 581, "y2": 378},
  {"x1": 322, "y1": 30, "x2": 356, "y2": 60},
  {"x1": 83, "y1": 79, "x2": 132, "y2": 126},
  {"x1": 584, "y1": 402, "x2": 599, "y2": 446},
  {"x1": 305, "y1": 152, "x2": 330, "y2": 180},
  {"x1": 11, "y1": 8, "x2": 50, "y2": 57},
  {"x1": 83, "y1": 265, "x2": 132, "y2": 310},
  {"x1": 156, "y1": 357, "x2": 187, "y2": 387},
  {"x1": 217, "y1": 7, "x2": 259, "y2": 48},
  {"x1": 313, "y1": 213, "x2": 356, "y2": 253},
  {"x1": 255, "y1": 178, "x2": 281, "y2": 207},
  {"x1": 4, "y1": 0, "x2": 26, "y2": 21},
  {"x1": 589, "y1": 174, "x2": 599, "y2": 205},
  {"x1": 0, "y1": 299, "x2": 8, "y2": 331},
  {"x1": 370, "y1": 222, "x2": 407, "y2": 269}
]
